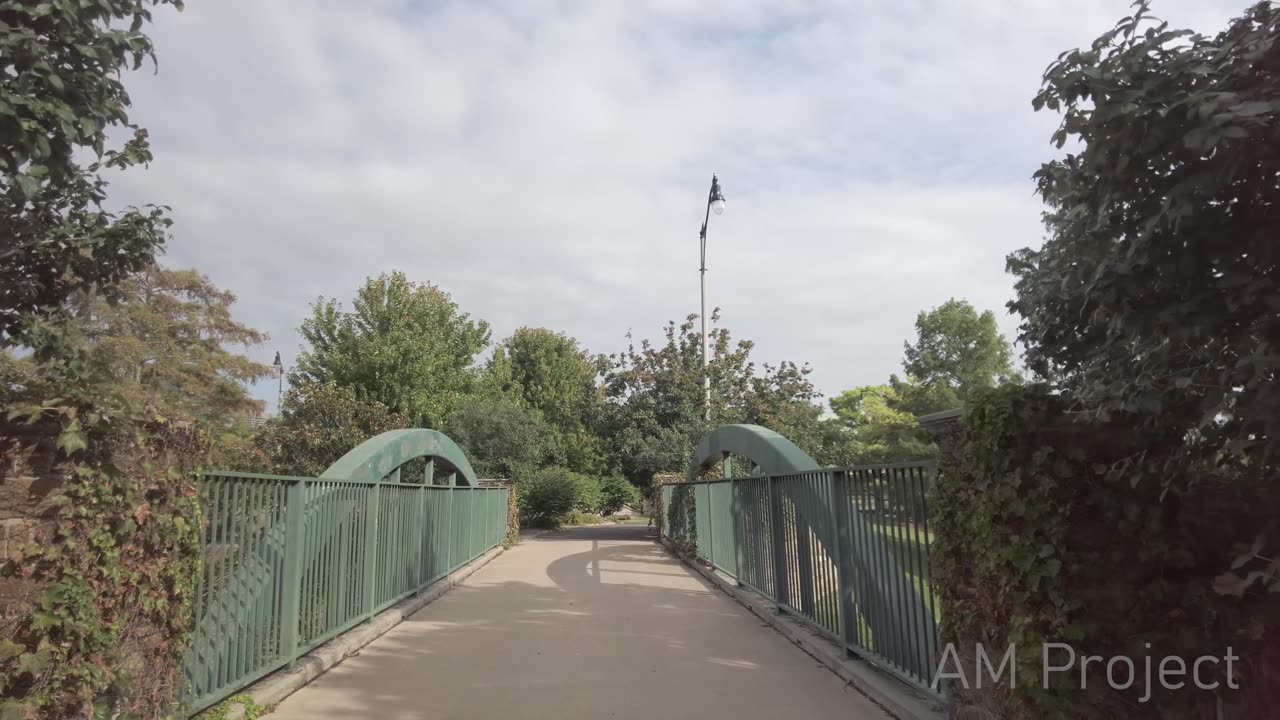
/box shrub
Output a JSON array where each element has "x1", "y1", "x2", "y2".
[
  {"x1": 516, "y1": 467, "x2": 580, "y2": 528},
  {"x1": 600, "y1": 476, "x2": 640, "y2": 516},
  {"x1": 564, "y1": 510, "x2": 606, "y2": 526},
  {"x1": 572, "y1": 474, "x2": 604, "y2": 514}
]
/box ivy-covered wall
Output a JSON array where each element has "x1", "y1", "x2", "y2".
[
  {"x1": 928, "y1": 385, "x2": 1279, "y2": 719},
  {"x1": 0, "y1": 417, "x2": 203, "y2": 719}
]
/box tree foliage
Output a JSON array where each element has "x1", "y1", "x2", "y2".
[
  {"x1": 515, "y1": 466, "x2": 581, "y2": 528},
  {"x1": 0, "y1": 4, "x2": 198, "y2": 718},
  {"x1": 256, "y1": 383, "x2": 411, "y2": 478},
  {"x1": 0, "y1": 0, "x2": 181, "y2": 351},
  {"x1": 828, "y1": 385, "x2": 938, "y2": 464},
  {"x1": 599, "y1": 476, "x2": 640, "y2": 515},
  {"x1": 64, "y1": 264, "x2": 274, "y2": 424},
  {"x1": 1009, "y1": 0, "x2": 1280, "y2": 485},
  {"x1": 485, "y1": 327, "x2": 605, "y2": 474},
  {"x1": 443, "y1": 393, "x2": 554, "y2": 479},
  {"x1": 902, "y1": 298, "x2": 1015, "y2": 398},
  {"x1": 292, "y1": 271, "x2": 490, "y2": 428},
  {"x1": 599, "y1": 311, "x2": 830, "y2": 484},
  {"x1": 825, "y1": 298, "x2": 1016, "y2": 465}
]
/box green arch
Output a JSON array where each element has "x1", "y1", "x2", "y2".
[
  {"x1": 320, "y1": 429, "x2": 479, "y2": 485},
  {"x1": 687, "y1": 423, "x2": 934, "y2": 680},
  {"x1": 688, "y1": 424, "x2": 818, "y2": 479}
]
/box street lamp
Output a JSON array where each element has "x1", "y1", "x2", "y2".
[
  {"x1": 698, "y1": 174, "x2": 726, "y2": 422},
  {"x1": 272, "y1": 351, "x2": 284, "y2": 414}
]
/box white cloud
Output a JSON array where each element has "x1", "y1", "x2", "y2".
[{"x1": 112, "y1": 0, "x2": 1245, "y2": 411}]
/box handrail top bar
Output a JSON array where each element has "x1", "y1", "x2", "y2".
[
  {"x1": 661, "y1": 458, "x2": 936, "y2": 486},
  {"x1": 199, "y1": 470, "x2": 507, "y2": 488}
]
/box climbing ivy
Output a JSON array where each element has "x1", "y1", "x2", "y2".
[
  {"x1": 935, "y1": 384, "x2": 1279, "y2": 719},
  {"x1": 0, "y1": 400, "x2": 203, "y2": 719},
  {"x1": 665, "y1": 484, "x2": 697, "y2": 558}
]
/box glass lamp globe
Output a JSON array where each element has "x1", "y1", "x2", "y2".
[{"x1": 710, "y1": 197, "x2": 726, "y2": 215}]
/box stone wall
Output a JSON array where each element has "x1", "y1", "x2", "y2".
[{"x1": 1, "y1": 419, "x2": 66, "y2": 621}]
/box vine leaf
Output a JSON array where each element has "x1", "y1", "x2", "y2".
[
  {"x1": 57, "y1": 421, "x2": 88, "y2": 456},
  {"x1": 0, "y1": 639, "x2": 24, "y2": 662}
]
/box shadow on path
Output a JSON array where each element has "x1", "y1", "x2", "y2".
[{"x1": 268, "y1": 524, "x2": 887, "y2": 720}]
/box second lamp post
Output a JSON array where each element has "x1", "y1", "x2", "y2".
[{"x1": 698, "y1": 174, "x2": 726, "y2": 422}]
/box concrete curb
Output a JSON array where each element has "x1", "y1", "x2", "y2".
[
  {"x1": 222, "y1": 545, "x2": 504, "y2": 719},
  {"x1": 658, "y1": 538, "x2": 947, "y2": 720}
]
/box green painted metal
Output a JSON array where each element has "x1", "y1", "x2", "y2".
[
  {"x1": 666, "y1": 424, "x2": 943, "y2": 696},
  {"x1": 183, "y1": 439, "x2": 508, "y2": 716},
  {"x1": 321, "y1": 428, "x2": 480, "y2": 486},
  {"x1": 687, "y1": 423, "x2": 819, "y2": 479}
]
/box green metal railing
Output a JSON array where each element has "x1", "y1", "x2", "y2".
[
  {"x1": 183, "y1": 472, "x2": 508, "y2": 715},
  {"x1": 660, "y1": 462, "x2": 941, "y2": 695}
]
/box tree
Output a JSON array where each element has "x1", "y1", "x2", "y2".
[
  {"x1": 0, "y1": 1, "x2": 180, "y2": 352},
  {"x1": 600, "y1": 311, "x2": 827, "y2": 484},
  {"x1": 485, "y1": 327, "x2": 605, "y2": 474},
  {"x1": 516, "y1": 466, "x2": 581, "y2": 528},
  {"x1": 829, "y1": 385, "x2": 939, "y2": 464},
  {"x1": 902, "y1": 299, "x2": 1015, "y2": 399},
  {"x1": 292, "y1": 272, "x2": 490, "y2": 428},
  {"x1": 1009, "y1": 1, "x2": 1279, "y2": 484},
  {"x1": 64, "y1": 264, "x2": 274, "y2": 424},
  {"x1": 0, "y1": 4, "x2": 198, "y2": 718},
  {"x1": 599, "y1": 476, "x2": 641, "y2": 515},
  {"x1": 255, "y1": 383, "x2": 411, "y2": 477},
  {"x1": 443, "y1": 394, "x2": 555, "y2": 479}
]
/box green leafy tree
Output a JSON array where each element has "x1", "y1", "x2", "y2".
[
  {"x1": 255, "y1": 383, "x2": 411, "y2": 477},
  {"x1": 64, "y1": 264, "x2": 275, "y2": 424},
  {"x1": 292, "y1": 272, "x2": 490, "y2": 428},
  {"x1": 829, "y1": 385, "x2": 939, "y2": 464},
  {"x1": 443, "y1": 394, "x2": 555, "y2": 479},
  {"x1": 0, "y1": 0, "x2": 180, "y2": 353},
  {"x1": 600, "y1": 311, "x2": 826, "y2": 484},
  {"x1": 0, "y1": 4, "x2": 197, "y2": 718},
  {"x1": 572, "y1": 474, "x2": 604, "y2": 514},
  {"x1": 516, "y1": 466, "x2": 581, "y2": 528},
  {"x1": 902, "y1": 298, "x2": 1015, "y2": 400},
  {"x1": 599, "y1": 476, "x2": 641, "y2": 515},
  {"x1": 1009, "y1": 1, "x2": 1279, "y2": 484},
  {"x1": 486, "y1": 327, "x2": 605, "y2": 474}
]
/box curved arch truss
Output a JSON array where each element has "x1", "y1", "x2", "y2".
[{"x1": 321, "y1": 428, "x2": 480, "y2": 485}]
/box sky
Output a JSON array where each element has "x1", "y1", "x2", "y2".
[{"x1": 111, "y1": 0, "x2": 1244, "y2": 413}]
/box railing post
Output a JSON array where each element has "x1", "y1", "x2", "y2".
[
  {"x1": 417, "y1": 483, "x2": 428, "y2": 588},
  {"x1": 280, "y1": 480, "x2": 306, "y2": 666},
  {"x1": 768, "y1": 474, "x2": 789, "y2": 610},
  {"x1": 829, "y1": 469, "x2": 857, "y2": 654},
  {"x1": 363, "y1": 482, "x2": 381, "y2": 619},
  {"x1": 795, "y1": 494, "x2": 816, "y2": 617},
  {"x1": 727, "y1": 456, "x2": 745, "y2": 586},
  {"x1": 445, "y1": 482, "x2": 454, "y2": 573}
]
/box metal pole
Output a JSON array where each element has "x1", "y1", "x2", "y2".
[
  {"x1": 699, "y1": 185, "x2": 712, "y2": 423},
  {"x1": 701, "y1": 259, "x2": 709, "y2": 421}
]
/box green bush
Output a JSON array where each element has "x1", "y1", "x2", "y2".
[
  {"x1": 572, "y1": 474, "x2": 604, "y2": 514},
  {"x1": 516, "y1": 467, "x2": 580, "y2": 528},
  {"x1": 600, "y1": 476, "x2": 640, "y2": 515},
  {"x1": 563, "y1": 510, "x2": 607, "y2": 526}
]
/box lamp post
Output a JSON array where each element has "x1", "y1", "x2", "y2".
[
  {"x1": 698, "y1": 174, "x2": 726, "y2": 422},
  {"x1": 272, "y1": 351, "x2": 284, "y2": 414}
]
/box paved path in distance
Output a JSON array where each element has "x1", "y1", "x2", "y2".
[{"x1": 270, "y1": 523, "x2": 888, "y2": 720}]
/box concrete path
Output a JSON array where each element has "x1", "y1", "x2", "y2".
[{"x1": 269, "y1": 524, "x2": 889, "y2": 720}]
